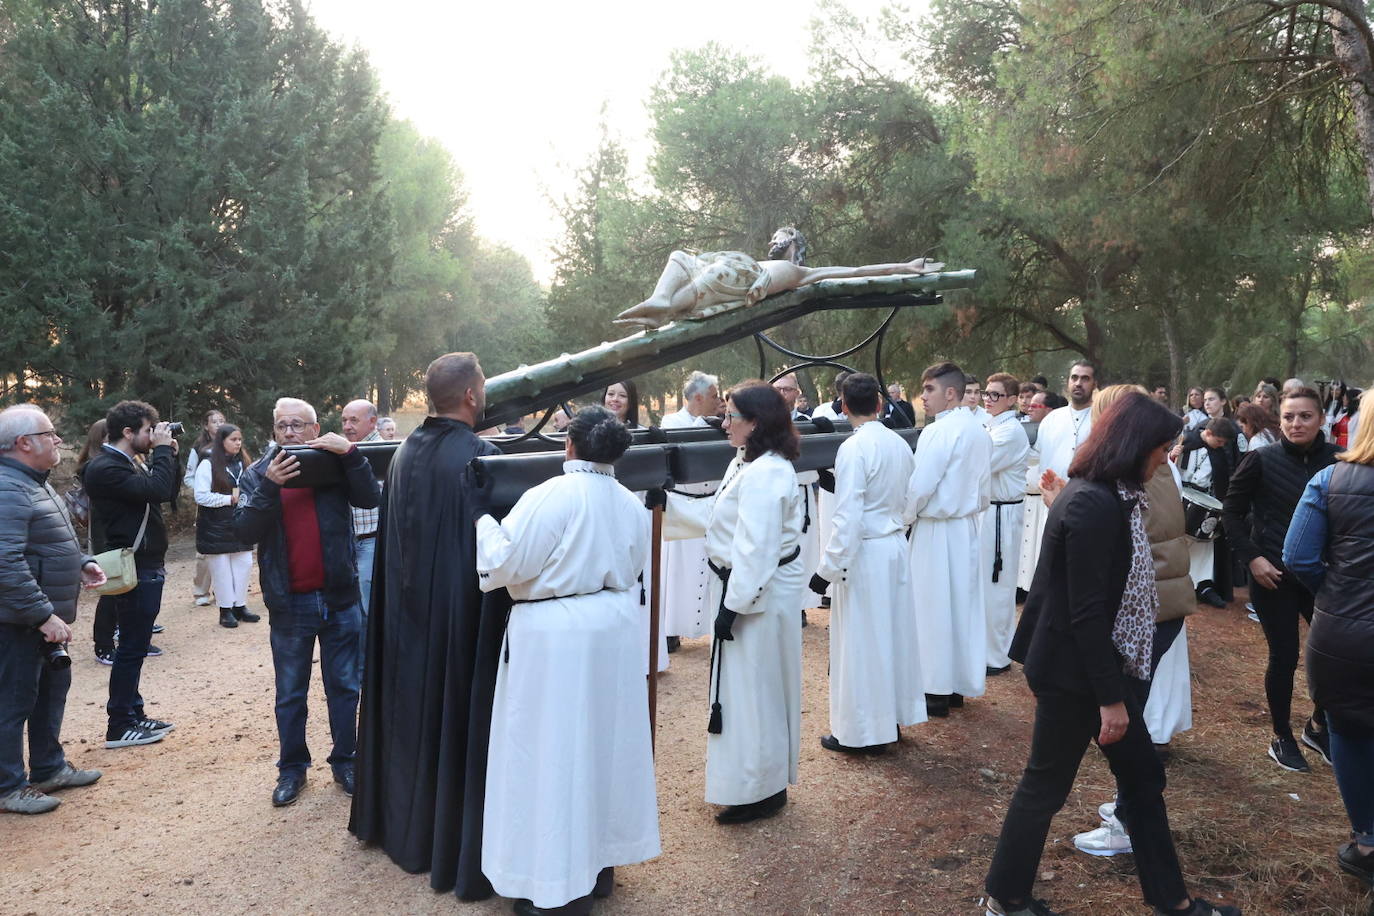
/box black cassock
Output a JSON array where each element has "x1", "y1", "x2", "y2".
[{"x1": 349, "y1": 416, "x2": 510, "y2": 900}]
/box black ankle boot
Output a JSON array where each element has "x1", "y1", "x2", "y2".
[
  {"x1": 233, "y1": 605, "x2": 260, "y2": 623},
  {"x1": 592, "y1": 866, "x2": 614, "y2": 898},
  {"x1": 219, "y1": 608, "x2": 238, "y2": 628}
]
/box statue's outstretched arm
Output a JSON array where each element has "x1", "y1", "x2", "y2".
[{"x1": 795, "y1": 257, "x2": 943, "y2": 286}]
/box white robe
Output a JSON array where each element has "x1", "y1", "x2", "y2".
[
  {"x1": 476, "y1": 460, "x2": 660, "y2": 909},
  {"x1": 659, "y1": 408, "x2": 716, "y2": 639},
  {"x1": 1018, "y1": 443, "x2": 1044, "y2": 592},
  {"x1": 982, "y1": 410, "x2": 1030, "y2": 670},
  {"x1": 819, "y1": 421, "x2": 925, "y2": 746},
  {"x1": 1023, "y1": 405, "x2": 1092, "y2": 585},
  {"x1": 905, "y1": 407, "x2": 992, "y2": 698},
  {"x1": 665, "y1": 451, "x2": 804, "y2": 806},
  {"x1": 795, "y1": 469, "x2": 823, "y2": 610}
]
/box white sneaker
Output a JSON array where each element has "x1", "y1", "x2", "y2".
[
  {"x1": 193, "y1": 595, "x2": 212, "y2": 607},
  {"x1": 1097, "y1": 801, "x2": 1116, "y2": 822},
  {"x1": 1073, "y1": 818, "x2": 1133, "y2": 856}
]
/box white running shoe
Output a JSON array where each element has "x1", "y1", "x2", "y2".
[
  {"x1": 1073, "y1": 818, "x2": 1133, "y2": 856},
  {"x1": 1097, "y1": 801, "x2": 1116, "y2": 822}
]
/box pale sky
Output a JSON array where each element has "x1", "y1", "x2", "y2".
[{"x1": 307, "y1": 0, "x2": 923, "y2": 282}]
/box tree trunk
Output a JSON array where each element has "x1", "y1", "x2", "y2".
[
  {"x1": 375, "y1": 367, "x2": 392, "y2": 416},
  {"x1": 1160, "y1": 306, "x2": 1183, "y2": 411},
  {"x1": 1329, "y1": 1, "x2": 1374, "y2": 222}
]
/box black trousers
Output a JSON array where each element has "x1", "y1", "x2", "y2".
[
  {"x1": 986, "y1": 687, "x2": 1188, "y2": 910},
  {"x1": 1252, "y1": 576, "x2": 1322, "y2": 741}
]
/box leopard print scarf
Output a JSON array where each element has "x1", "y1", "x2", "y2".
[{"x1": 1113, "y1": 485, "x2": 1159, "y2": 680}]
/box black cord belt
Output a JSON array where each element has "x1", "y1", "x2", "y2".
[
  {"x1": 990, "y1": 500, "x2": 1023, "y2": 583},
  {"x1": 707, "y1": 545, "x2": 801, "y2": 580},
  {"x1": 504, "y1": 587, "x2": 619, "y2": 662}
]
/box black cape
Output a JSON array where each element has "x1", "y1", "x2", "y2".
[{"x1": 349, "y1": 416, "x2": 510, "y2": 900}]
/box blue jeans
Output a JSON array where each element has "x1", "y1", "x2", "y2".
[
  {"x1": 355, "y1": 536, "x2": 377, "y2": 624},
  {"x1": 106, "y1": 568, "x2": 165, "y2": 733},
  {"x1": 0, "y1": 624, "x2": 71, "y2": 795},
  {"x1": 1328, "y1": 716, "x2": 1374, "y2": 846},
  {"x1": 269, "y1": 591, "x2": 361, "y2": 775}
]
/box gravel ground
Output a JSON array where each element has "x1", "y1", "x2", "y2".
[{"x1": 2, "y1": 532, "x2": 1371, "y2": 915}]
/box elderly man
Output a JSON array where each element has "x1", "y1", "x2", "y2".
[
  {"x1": 886, "y1": 382, "x2": 916, "y2": 427},
  {"x1": 341, "y1": 399, "x2": 382, "y2": 617},
  {"x1": 377, "y1": 417, "x2": 398, "y2": 440},
  {"x1": 0, "y1": 406, "x2": 105, "y2": 814},
  {"x1": 660, "y1": 371, "x2": 722, "y2": 648},
  {"x1": 234, "y1": 397, "x2": 381, "y2": 807}
]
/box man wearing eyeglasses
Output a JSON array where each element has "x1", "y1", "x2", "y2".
[
  {"x1": 234, "y1": 397, "x2": 381, "y2": 808},
  {"x1": 0, "y1": 406, "x2": 107, "y2": 813},
  {"x1": 84, "y1": 400, "x2": 181, "y2": 750},
  {"x1": 980, "y1": 375, "x2": 1031, "y2": 676}
]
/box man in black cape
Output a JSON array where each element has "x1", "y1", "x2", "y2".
[{"x1": 349, "y1": 352, "x2": 510, "y2": 901}]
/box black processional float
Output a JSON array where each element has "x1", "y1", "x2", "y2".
[{"x1": 280, "y1": 266, "x2": 978, "y2": 741}]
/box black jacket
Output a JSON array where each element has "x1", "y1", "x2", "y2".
[
  {"x1": 195, "y1": 458, "x2": 252, "y2": 555},
  {"x1": 233, "y1": 446, "x2": 381, "y2": 614},
  {"x1": 1010, "y1": 477, "x2": 1134, "y2": 707},
  {"x1": 1223, "y1": 434, "x2": 1340, "y2": 571},
  {"x1": 83, "y1": 444, "x2": 179, "y2": 570},
  {"x1": 0, "y1": 458, "x2": 92, "y2": 627}
]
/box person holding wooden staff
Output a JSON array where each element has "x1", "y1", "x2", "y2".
[
  {"x1": 665, "y1": 381, "x2": 804, "y2": 824},
  {"x1": 475, "y1": 406, "x2": 659, "y2": 916}
]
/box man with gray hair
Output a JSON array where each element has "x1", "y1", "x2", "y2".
[
  {"x1": 659, "y1": 371, "x2": 722, "y2": 648},
  {"x1": 341, "y1": 399, "x2": 381, "y2": 617},
  {"x1": 0, "y1": 405, "x2": 106, "y2": 813},
  {"x1": 234, "y1": 396, "x2": 381, "y2": 808}
]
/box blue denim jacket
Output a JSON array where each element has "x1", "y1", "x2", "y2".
[{"x1": 1282, "y1": 464, "x2": 1334, "y2": 594}]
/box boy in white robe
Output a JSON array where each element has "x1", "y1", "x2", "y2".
[
  {"x1": 981, "y1": 373, "x2": 1031, "y2": 675},
  {"x1": 476, "y1": 408, "x2": 660, "y2": 916},
  {"x1": 811, "y1": 373, "x2": 925, "y2": 753},
  {"x1": 904, "y1": 361, "x2": 992, "y2": 716}
]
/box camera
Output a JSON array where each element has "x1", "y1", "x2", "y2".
[
  {"x1": 39, "y1": 640, "x2": 71, "y2": 670},
  {"x1": 167, "y1": 422, "x2": 184, "y2": 435}
]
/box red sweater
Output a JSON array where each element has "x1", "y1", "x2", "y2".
[{"x1": 280, "y1": 487, "x2": 325, "y2": 594}]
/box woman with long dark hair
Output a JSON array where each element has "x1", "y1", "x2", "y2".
[
  {"x1": 1333, "y1": 386, "x2": 1362, "y2": 449},
  {"x1": 665, "y1": 381, "x2": 804, "y2": 825},
  {"x1": 603, "y1": 381, "x2": 641, "y2": 427},
  {"x1": 985, "y1": 393, "x2": 1239, "y2": 916},
  {"x1": 193, "y1": 424, "x2": 257, "y2": 628},
  {"x1": 78, "y1": 420, "x2": 120, "y2": 664},
  {"x1": 1285, "y1": 390, "x2": 1374, "y2": 888}
]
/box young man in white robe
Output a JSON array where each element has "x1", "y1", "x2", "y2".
[
  {"x1": 664, "y1": 382, "x2": 804, "y2": 825},
  {"x1": 476, "y1": 408, "x2": 660, "y2": 916},
  {"x1": 904, "y1": 361, "x2": 992, "y2": 717},
  {"x1": 659, "y1": 370, "x2": 722, "y2": 647},
  {"x1": 1021, "y1": 361, "x2": 1098, "y2": 586},
  {"x1": 810, "y1": 373, "x2": 925, "y2": 753},
  {"x1": 981, "y1": 373, "x2": 1031, "y2": 676}
]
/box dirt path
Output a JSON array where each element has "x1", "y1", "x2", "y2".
[{"x1": 2, "y1": 533, "x2": 1371, "y2": 915}]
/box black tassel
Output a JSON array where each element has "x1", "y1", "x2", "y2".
[
  {"x1": 638, "y1": 572, "x2": 646, "y2": 604},
  {"x1": 708, "y1": 702, "x2": 722, "y2": 734},
  {"x1": 992, "y1": 557, "x2": 1002, "y2": 584}
]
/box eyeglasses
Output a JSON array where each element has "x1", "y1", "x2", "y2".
[
  {"x1": 274, "y1": 420, "x2": 310, "y2": 432},
  {"x1": 725, "y1": 412, "x2": 745, "y2": 420},
  {"x1": 20, "y1": 429, "x2": 57, "y2": 440},
  {"x1": 982, "y1": 391, "x2": 1007, "y2": 402}
]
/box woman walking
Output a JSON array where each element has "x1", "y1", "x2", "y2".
[
  {"x1": 984, "y1": 392, "x2": 1239, "y2": 916},
  {"x1": 193, "y1": 424, "x2": 257, "y2": 628},
  {"x1": 1285, "y1": 390, "x2": 1374, "y2": 888},
  {"x1": 185, "y1": 409, "x2": 225, "y2": 608}
]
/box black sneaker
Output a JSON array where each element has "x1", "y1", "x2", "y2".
[
  {"x1": 94, "y1": 647, "x2": 115, "y2": 666},
  {"x1": 145, "y1": 643, "x2": 163, "y2": 658},
  {"x1": 1301, "y1": 720, "x2": 1332, "y2": 766},
  {"x1": 1155, "y1": 897, "x2": 1241, "y2": 916},
  {"x1": 136, "y1": 717, "x2": 174, "y2": 733},
  {"x1": 1338, "y1": 841, "x2": 1374, "y2": 887},
  {"x1": 1268, "y1": 736, "x2": 1310, "y2": 772},
  {"x1": 104, "y1": 724, "x2": 166, "y2": 748}
]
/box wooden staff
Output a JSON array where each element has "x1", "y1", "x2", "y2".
[{"x1": 648, "y1": 502, "x2": 663, "y2": 753}]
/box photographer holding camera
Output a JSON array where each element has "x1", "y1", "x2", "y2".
[
  {"x1": 84, "y1": 400, "x2": 180, "y2": 749},
  {"x1": 0, "y1": 405, "x2": 107, "y2": 814}
]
